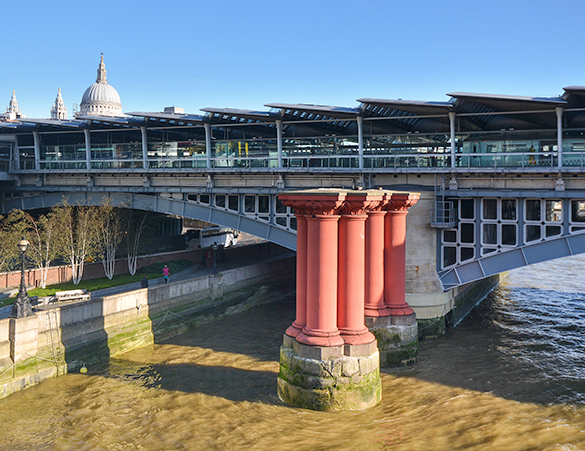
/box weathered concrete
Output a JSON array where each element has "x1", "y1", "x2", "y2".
[
  {"x1": 365, "y1": 314, "x2": 418, "y2": 366},
  {"x1": 0, "y1": 255, "x2": 295, "y2": 400},
  {"x1": 277, "y1": 336, "x2": 381, "y2": 411}
]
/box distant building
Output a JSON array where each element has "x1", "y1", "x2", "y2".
[
  {"x1": 50, "y1": 88, "x2": 67, "y2": 120},
  {"x1": 77, "y1": 53, "x2": 123, "y2": 117},
  {"x1": 3, "y1": 90, "x2": 25, "y2": 120}
]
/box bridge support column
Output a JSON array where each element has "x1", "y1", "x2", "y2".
[
  {"x1": 365, "y1": 192, "x2": 421, "y2": 367},
  {"x1": 285, "y1": 214, "x2": 307, "y2": 338},
  {"x1": 278, "y1": 191, "x2": 381, "y2": 411}
]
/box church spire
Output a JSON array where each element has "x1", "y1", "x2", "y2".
[
  {"x1": 96, "y1": 53, "x2": 107, "y2": 84},
  {"x1": 5, "y1": 90, "x2": 23, "y2": 118},
  {"x1": 51, "y1": 88, "x2": 68, "y2": 120}
]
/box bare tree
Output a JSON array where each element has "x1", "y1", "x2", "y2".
[
  {"x1": 123, "y1": 208, "x2": 149, "y2": 276},
  {"x1": 97, "y1": 197, "x2": 123, "y2": 280},
  {"x1": 3, "y1": 209, "x2": 63, "y2": 289},
  {"x1": 54, "y1": 198, "x2": 101, "y2": 285}
]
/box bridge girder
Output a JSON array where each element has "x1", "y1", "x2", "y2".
[{"x1": 0, "y1": 192, "x2": 297, "y2": 251}]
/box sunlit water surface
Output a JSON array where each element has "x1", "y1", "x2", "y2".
[{"x1": 1, "y1": 256, "x2": 585, "y2": 450}]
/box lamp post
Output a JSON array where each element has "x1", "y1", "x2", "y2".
[
  {"x1": 211, "y1": 244, "x2": 218, "y2": 274},
  {"x1": 12, "y1": 237, "x2": 33, "y2": 318}
]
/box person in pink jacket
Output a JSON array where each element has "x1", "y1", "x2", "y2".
[{"x1": 163, "y1": 265, "x2": 170, "y2": 283}]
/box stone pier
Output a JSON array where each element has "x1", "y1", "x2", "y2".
[{"x1": 277, "y1": 189, "x2": 419, "y2": 411}]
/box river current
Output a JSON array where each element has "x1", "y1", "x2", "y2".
[{"x1": 1, "y1": 256, "x2": 585, "y2": 450}]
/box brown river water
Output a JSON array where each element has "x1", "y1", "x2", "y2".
[{"x1": 1, "y1": 256, "x2": 585, "y2": 450}]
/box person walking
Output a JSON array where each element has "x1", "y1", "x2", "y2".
[
  {"x1": 140, "y1": 275, "x2": 149, "y2": 288},
  {"x1": 163, "y1": 265, "x2": 170, "y2": 283}
]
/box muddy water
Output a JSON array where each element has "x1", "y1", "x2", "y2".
[{"x1": 1, "y1": 257, "x2": 585, "y2": 450}]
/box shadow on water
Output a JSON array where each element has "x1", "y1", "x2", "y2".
[
  {"x1": 158, "y1": 296, "x2": 297, "y2": 362},
  {"x1": 100, "y1": 360, "x2": 281, "y2": 405},
  {"x1": 392, "y1": 285, "x2": 585, "y2": 406}
]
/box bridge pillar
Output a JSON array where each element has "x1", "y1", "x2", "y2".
[
  {"x1": 285, "y1": 214, "x2": 307, "y2": 338},
  {"x1": 365, "y1": 192, "x2": 421, "y2": 367},
  {"x1": 277, "y1": 191, "x2": 381, "y2": 411},
  {"x1": 337, "y1": 194, "x2": 377, "y2": 346}
]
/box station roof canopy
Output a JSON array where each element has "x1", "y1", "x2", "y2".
[
  {"x1": 2, "y1": 87, "x2": 585, "y2": 137},
  {"x1": 448, "y1": 92, "x2": 566, "y2": 112},
  {"x1": 126, "y1": 112, "x2": 205, "y2": 126}
]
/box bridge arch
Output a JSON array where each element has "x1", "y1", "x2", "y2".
[
  {"x1": 439, "y1": 231, "x2": 585, "y2": 289},
  {"x1": 0, "y1": 192, "x2": 297, "y2": 250}
]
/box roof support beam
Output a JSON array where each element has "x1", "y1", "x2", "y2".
[
  {"x1": 33, "y1": 131, "x2": 40, "y2": 171},
  {"x1": 357, "y1": 116, "x2": 364, "y2": 169},
  {"x1": 449, "y1": 112, "x2": 456, "y2": 169},
  {"x1": 83, "y1": 129, "x2": 91, "y2": 170},
  {"x1": 556, "y1": 107, "x2": 563, "y2": 169},
  {"x1": 204, "y1": 123, "x2": 212, "y2": 169},
  {"x1": 141, "y1": 126, "x2": 148, "y2": 170},
  {"x1": 276, "y1": 120, "x2": 283, "y2": 168}
]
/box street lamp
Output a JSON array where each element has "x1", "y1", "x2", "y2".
[
  {"x1": 12, "y1": 237, "x2": 33, "y2": 318},
  {"x1": 211, "y1": 243, "x2": 218, "y2": 273}
]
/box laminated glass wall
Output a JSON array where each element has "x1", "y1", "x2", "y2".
[
  {"x1": 363, "y1": 133, "x2": 451, "y2": 168},
  {"x1": 212, "y1": 139, "x2": 278, "y2": 168},
  {"x1": 283, "y1": 136, "x2": 359, "y2": 168}
]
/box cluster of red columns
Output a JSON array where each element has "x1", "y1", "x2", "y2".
[{"x1": 279, "y1": 190, "x2": 420, "y2": 348}]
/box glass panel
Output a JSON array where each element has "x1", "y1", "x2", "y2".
[
  {"x1": 571, "y1": 200, "x2": 585, "y2": 223},
  {"x1": 215, "y1": 195, "x2": 226, "y2": 208},
  {"x1": 187, "y1": 194, "x2": 197, "y2": 202},
  {"x1": 258, "y1": 196, "x2": 270, "y2": 214},
  {"x1": 443, "y1": 230, "x2": 457, "y2": 243},
  {"x1": 228, "y1": 195, "x2": 239, "y2": 212},
  {"x1": 501, "y1": 199, "x2": 517, "y2": 221},
  {"x1": 545, "y1": 200, "x2": 562, "y2": 222},
  {"x1": 460, "y1": 223, "x2": 474, "y2": 244},
  {"x1": 483, "y1": 223, "x2": 497, "y2": 245},
  {"x1": 244, "y1": 195, "x2": 255, "y2": 213},
  {"x1": 482, "y1": 199, "x2": 497, "y2": 220},
  {"x1": 460, "y1": 199, "x2": 474, "y2": 219},
  {"x1": 275, "y1": 217, "x2": 287, "y2": 227},
  {"x1": 526, "y1": 225, "x2": 541, "y2": 242},
  {"x1": 526, "y1": 200, "x2": 541, "y2": 221},
  {"x1": 461, "y1": 247, "x2": 474, "y2": 262},
  {"x1": 443, "y1": 247, "x2": 457, "y2": 267},
  {"x1": 200, "y1": 194, "x2": 210, "y2": 205},
  {"x1": 275, "y1": 198, "x2": 287, "y2": 214},
  {"x1": 545, "y1": 225, "x2": 562, "y2": 237},
  {"x1": 501, "y1": 224, "x2": 517, "y2": 246},
  {"x1": 290, "y1": 217, "x2": 297, "y2": 231}
]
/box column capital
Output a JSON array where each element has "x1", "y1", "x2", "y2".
[
  {"x1": 385, "y1": 193, "x2": 420, "y2": 212},
  {"x1": 279, "y1": 192, "x2": 346, "y2": 215},
  {"x1": 339, "y1": 193, "x2": 384, "y2": 215}
]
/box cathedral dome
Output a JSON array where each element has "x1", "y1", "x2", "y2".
[{"x1": 78, "y1": 54, "x2": 123, "y2": 116}]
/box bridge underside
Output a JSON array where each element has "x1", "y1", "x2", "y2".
[{"x1": 0, "y1": 191, "x2": 297, "y2": 250}]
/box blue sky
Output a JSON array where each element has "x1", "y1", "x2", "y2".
[{"x1": 3, "y1": 0, "x2": 585, "y2": 118}]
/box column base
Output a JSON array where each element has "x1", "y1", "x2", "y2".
[
  {"x1": 277, "y1": 334, "x2": 381, "y2": 411},
  {"x1": 365, "y1": 313, "x2": 418, "y2": 367}
]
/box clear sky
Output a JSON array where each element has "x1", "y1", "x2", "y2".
[{"x1": 3, "y1": 0, "x2": 585, "y2": 119}]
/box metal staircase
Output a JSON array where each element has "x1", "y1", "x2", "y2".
[{"x1": 431, "y1": 174, "x2": 457, "y2": 228}]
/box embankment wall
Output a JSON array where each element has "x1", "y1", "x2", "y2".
[{"x1": 0, "y1": 254, "x2": 296, "y2": 400}]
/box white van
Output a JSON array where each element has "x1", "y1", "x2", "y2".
[{"x1": 200, "y1": 227, "x2": 239, "y2": 248}]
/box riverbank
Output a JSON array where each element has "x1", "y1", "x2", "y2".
[{"x1": 0, "y1": 249, "x2": 295, "y2": 400}]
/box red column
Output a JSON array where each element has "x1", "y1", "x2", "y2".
[
  {"x1": 338, "y1": 195, "x2": 380, "y2": 344},
  {"x1": 286, "y1": 214, "x2": 307, "y2": 337},
  {"x1": 278, "y1": 193, "x2": 346, "y2": 347},
  {"x1": 383, "y1": 193, "x2": 420, "y2": 316},
  {"x1": 364, "y1": 208, "x2": 390, "y2": 317},
  {"x1": 298, "y1": 214, "x2": 344, "y2": 346}
]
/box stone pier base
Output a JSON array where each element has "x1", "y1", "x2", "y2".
[
  {"x1": 365, "y1": 313, "x2": 418, "y2": 367},
  {"x1": 277, "y1": 334, "x2": 381, "y2": 411}
]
